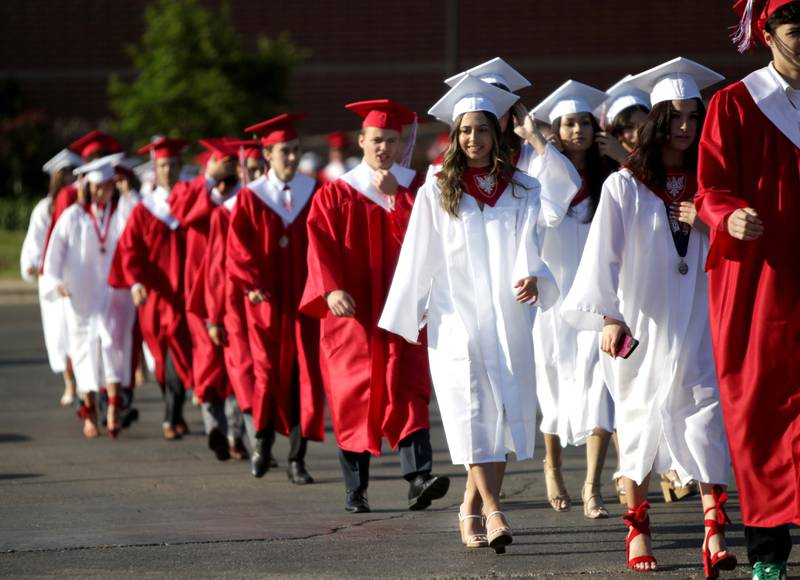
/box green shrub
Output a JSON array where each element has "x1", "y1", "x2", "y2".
[{"x1": 0, "y1": 197, "x2": 38, "y2": 231}]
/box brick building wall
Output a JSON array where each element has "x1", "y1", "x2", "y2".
[{"x1": 1, "y1": 0, "x2": 766, "y2": 136}]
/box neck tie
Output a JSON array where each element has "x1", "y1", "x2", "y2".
[{"x1": 282, "y1": 184, "x2": 292, "y2": 211}]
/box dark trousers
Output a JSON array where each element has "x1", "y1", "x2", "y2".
[
  {"x1": 746, "y1": 525, "x2": 793, "y2": 564},
  {"x1": 163, "y1": 350, "x2": 186, "y2": 426},
  {"x1": 338, "y1": 428, "x2": 433, "y2": 492},
  {"x1": 259, "y1": 362, "x2": 307, "y2": 462}
]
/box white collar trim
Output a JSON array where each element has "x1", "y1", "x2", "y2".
[
  {"x1": 141, "y1": 186, "x2": 180, "y2": 230},
  {"x1": 248, "y1": 169, "x2": 315, "y2": 224},
  {"x1": 339, "y1": 161, "x2": 416, "y2": 211},
  {"x1": 743, "y1": 65, "x2": 800, "y2": 149}
]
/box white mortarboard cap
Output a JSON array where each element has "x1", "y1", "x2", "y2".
[
  {"x1": 133, "y1": 161, "x2": 153, "y2": 182},
  {"x1": 601, "y1": 75, "x2": 652, "y2": 124},
  {"x1": 444, "y1": 57, "x2": 531, "y2": 93},
  {"x1": 42, "y1": 149, "x2": 83, "y2": 175},
  {"x1": 532, "y1": 80, "x2": 609, "y2": 124},
  {"x1": 627, "y1": 57, "x2": 725, "y2": 106},
  {"x1": 428, "y1": 74, "x2": 519, "y2": 126},
  {"x1": 73, "y1": 152, "x2": 125, "y2": 184}
]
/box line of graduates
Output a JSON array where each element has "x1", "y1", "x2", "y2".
[{"x1": 20, "y1": 2, "x2": 799, "y2": 576}]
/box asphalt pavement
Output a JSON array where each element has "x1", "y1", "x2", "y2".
[{"x1": 0, "y1": 301, "x2": 796, "y2": 579}]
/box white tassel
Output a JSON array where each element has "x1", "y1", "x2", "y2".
[
  {"x1": 731, "y1": 0, "x2": 757, "y2": 53},
  {"x1": 401, "y1": 113, "x2": 418, "y2": 168}
]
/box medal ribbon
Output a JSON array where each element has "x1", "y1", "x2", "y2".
[
  {"x1": 89, "y1": 201, "x2": 116, "y2": 251},
  {"x1": 461, "y1": 166, "x2": 508, "y2": 207}
]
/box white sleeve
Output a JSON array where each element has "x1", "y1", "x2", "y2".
[
  {"x1": 527, "y1": 143, "x2": 582, "y2": 229},
  {"x1": 378, "y1": 183, "x2": 446, "y2": 343},
  {"x1": 19, "y1": 198, "x2": 50, "y2": 283},
  {"x1": 41, "y1": 210, "x2": 71, "y2": 300},
  {"x1": 512, "y1": 179, "x2": 558, "y2": 311},
  {"x1": 561, "y1": 172, "x2": 629, "y2": 331}
]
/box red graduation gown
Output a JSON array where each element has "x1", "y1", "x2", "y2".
[
  {"x1": 169, "y1": 176, "x2": 229, "y2": 403},
  {"x1": 108, "y1": 203, "x2": 193, "y2": 389},
  {"x1": 697, "y1": 80, "x2": 800, "y2": 527},
  {"x1": 299, "y1": 174, "x2": 431, "y2": 455},
  {"x1": 226, "y1": 185, "x2": 325, "y2": 441},
  {"x1": 187, "y1": 203, "x2": 254, "y2": 412}
]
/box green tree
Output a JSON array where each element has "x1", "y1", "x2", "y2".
[{"x1": 108, "y1": 0, "x2": 307, "y2": 145}]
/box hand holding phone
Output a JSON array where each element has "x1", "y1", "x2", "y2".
[{"x1": 616, "y1": 334, "x2": 639, "y2": 359}]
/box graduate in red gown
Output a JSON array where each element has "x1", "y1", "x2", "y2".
[
  {"x1": 299, "y1": 100, "x2": 449, "y2": 513},
  {"x1": 108, "y1": 137, "x2": 194, "y2": 441},
  {"x1": 697, "y1": 3, "x2": 800, "y2": 577},
  {"x1": 169, "y1": 138, "x2": 241, "y2": 461},
  {"x1": 225, "y1": 114, "x2": 325, "y2": 484}
]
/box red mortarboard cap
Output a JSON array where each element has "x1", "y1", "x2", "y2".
[
  {"x1": 732, "y1": 0, "x2": 798, "y2": 51},
  {"x1": 344, "y1": 99, "x2": 416, "y2": 132},
  {"x1": 194, "y1": 151, "x2": 212, "y2": 170},
  {"x1": 245, "y1": 113, "x2": 305, "y2": 146},
  {"x1": 225, "y1": 139, "x2": 262, "y2": 160},
  {"x1": 199, "y1": 138, "x2": 240, "y2": 161},
  {"x1": 326, "y1": 131, "x2": 350, "y2": 149},
  {"x1": 137, "y1": 137, "x2": 189, "y2": 159},
  {"x1": 68, "y1": 130, "x2": 122, "y2": 159}
]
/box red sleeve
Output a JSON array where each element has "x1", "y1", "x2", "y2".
[
  {"x1": 226, "y1": 191, "x2": 263, "y2": 292},
  {"x1": 697, "y1": 88, "x2": 752, "y2": 269},
  {"x1": 186, "y1": 254, "x2": 208, "y2": 318},
  {"x1": 203, "y1": 208, "x2": 228, "y2": 324},
  {"x1": 39, "y1": 185, "x2": 78, "y2": 273},
  {"x1": 299, "y1": 183, "x2": 344, "y2": 319},
  {"x1": 169, "y1": 176, "x2": 211, "y2": 227},
  {"x1": 108, "y1": 206, "x2": 155, "y2": 290}
]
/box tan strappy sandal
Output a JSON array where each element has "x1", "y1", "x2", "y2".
[
  {"x1": 458, "y1": 508, "x2": 488, "y2": 549},
  {"x1": 582, "y1": 482, "x2": 609, "y2": 519},
  {"x1": 485, "y1": 511, "x2": 513, "y2": 554},
  {"x1": 543, "y1": 460, "x2": 571, "y2": 512}
]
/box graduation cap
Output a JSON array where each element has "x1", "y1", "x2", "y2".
[
  {"x1": 444, "y1": 57, "x2": 531, "y2": 93},
  {"x1": 627, "y1": 57, "x2": 725, "y2": 107},
  {"x1": 732, "y1": 0, "x2": 799, "y2": 52},
  {"x1": 531, "y1": 80, "x2": 608, "y2": 124},
  {"x1": 326, "y1": 131, "x2": 350, "y2": 149},
  {"x1": 68, "y1": 130, "x2": 122, "y2": 160},
  {"x1": 73, "y1": 152, "x2": 126, "y2": 184},
  {"x1": 245, "y1": 113, "x2": 305, "y2": 147},
  {"x1": 428, "y1": 73, "x2": 519, "y2": 126},
  {"x1": 601, "y1": 75, "x2": 652, "y2": 124},
  {"x1": 199, "y1": 138, "x2": 240, "y2": 161},
  {"x1": 226, "y1": 139, "x2": 262, "y2": 160},
  {"x1": 345, "y1": 99, "x2": 416, "y2": 132},
  {"x1": 42, "y1": 149, "x2": 83, "y2": 175},
  {"x1": 137, "y1": 137, "x2": 189, "y2": 159}
]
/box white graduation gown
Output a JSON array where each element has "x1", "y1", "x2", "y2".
[
  {"x1": 20, "y1": 197, "x2": 70, "y2": 373},
  {"x1": 534, "y1": 192, "x2": 614, "y2": 447},
  {"x1": 42, "y1": 199, "x2": 138, "y2": 394},
  {"x1": 379, "y1": 171, "x2": 558, "y2": 465},
  {"x1": 561, "y1": 169, "x2": 730, "y2": 486}
]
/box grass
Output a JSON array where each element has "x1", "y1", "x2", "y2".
[{"x1": 0, "y1": 229, "x2": 26, "y2": 280}]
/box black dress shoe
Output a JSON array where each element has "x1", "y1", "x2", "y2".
[
  {"x1": 408, "y1": 473, "x2": 450, "y2": 510},
  {"x1": 121, "y1": 407, "x2": 139, "y2": 429},
  {"x1": 250, "y1": 437, "x2": 272, "y2": 478},
  {"x1": 287, "y1": 461, "x2": 314, "y2": 485},
  {"x1": 208, "y1": 428, "x2": 230, "y2": 461},
  {"x1": 345, "y1": 489, "x2": 370, "y2": 513}
]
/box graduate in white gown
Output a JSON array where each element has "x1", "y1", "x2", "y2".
[
  {"x1": 43, "y1": 155, "x2": 138, "y2": 439},
  {"x1": 562, "y1": 58, "x2": 734, "y2": 575},
  {"x1": 436, "y1": 58, "x2": 582, "y2": 206},
  {"x1": 20, "y1": 149, "x2": 82, "y2": 406},
  {"x1": 529, "y1": 80, "x2": 618, "y2": 519},
  {"x1": 380, "y1": 74, "x2": 557, "y2": 554}
]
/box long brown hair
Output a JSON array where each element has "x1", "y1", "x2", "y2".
[
  {"x1": 551, "y1": 113, "x2": 616, "y2": 221},
  {"x1": 48, "y1": 168, "x2": 74, "y2": 199},
  {"x1": 625, "y1": 99, "x2": 705, "y2": 191},
  {"x1": 436, "y1": 111, "x2": 517, "y2": 218}
]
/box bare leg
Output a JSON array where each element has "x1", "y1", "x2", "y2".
[
  {"x1": 624, "y1": 474, "x2": 655, "y2": 571},
  {"x1": 470, "y1": 462, "x2": 511, "y2": 552},
  {"x1": 81, "y1": 391, "x2": 99, "y2": 438},
  {"x1": 106, "y1": 382, "x2": 120, "y2": 434},
  {"x1": 61, "y1": 359, "x2": 76, "y2": 406},
  {"x1": 699, "y1": 483, "x2": 730, "y2": 562},
  {"x1": 543, "y1": 433, "x2": 570, "y2": 511},
  {"x1": 461, "y1": 471, "x2": 484, "y2": 539},
  {"x1": 583, "y1": 428, "x2": 611, "y2": 518}
]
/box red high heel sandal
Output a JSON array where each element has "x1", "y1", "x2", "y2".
[
  {"x1": 623, "y1": 501, "x2": 657, "y2": 572},
  {"x1": 77, "y1": 403, "x2": 99, "y2": 439},
  {"x1": 107, "y1": 395, "x2": 123, "y2": 439},
  {"x1": 702, "y1": 485, "x2": 737, "y2": 579}
]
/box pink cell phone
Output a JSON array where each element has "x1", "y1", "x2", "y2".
[{"x1": 616, "y1": 334, "x2": 639, "y2": 359}]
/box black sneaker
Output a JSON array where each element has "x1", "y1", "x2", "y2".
[{"x1": 345, "y1": 489, "x2": 370, "y2": 513}]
